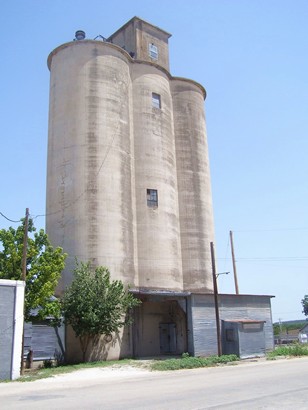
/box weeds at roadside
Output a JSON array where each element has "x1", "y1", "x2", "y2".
[
  {"x1": 267, "y1": 344, "x2": 308, "y2": 359},
  {"x1": 150, "y1": 354, "x2": 239, "y2": 371}
]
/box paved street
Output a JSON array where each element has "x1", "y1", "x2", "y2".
[{"x1": 1, "y1": 357, "x2": 308, "y2": 409}]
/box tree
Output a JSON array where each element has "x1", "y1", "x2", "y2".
[
  {"x1": 302, "y1": 295, "x2": 308, "y2": 316},
  {"x1": 62, "y1": 261, "x2": 141, "y2": 362},
  {"x1": 0, "y1": 218, "x2": 66, "y2": 321}
]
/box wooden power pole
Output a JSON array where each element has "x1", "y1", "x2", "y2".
[
  {"x1": 229, "y1": 230, "x2": 239, "y2": 295},
  {"x1": 20, "y1": 208, "x2": 29, "y2": 375},
  {"x1": 210, "y1": 241, "x2": 222, "y2": 356}
]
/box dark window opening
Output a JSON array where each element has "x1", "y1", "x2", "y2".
[
  {"x1": 152, "y1": 93, "x2": 161, "y2": 109},
  {"x1": 149, "y1": 43, "x2": 158, "y2": 60},
  {"x1": 147, "y1": 189, "x2": 158, "y2": 207}
]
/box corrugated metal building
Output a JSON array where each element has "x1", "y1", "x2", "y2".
[{"x1": 132, "y1": 292, "x2": 274, "y2": 358}]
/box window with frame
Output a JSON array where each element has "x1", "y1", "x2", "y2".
[
  {"x1": 149, "y1": 43, "x2": 158, "y2": 60},
  {"x1": 147, "y1": 189, "x2": 158, "y2": 208},
  {"x1": 152, "y1": 93, "x2": 161, "y2": 109},
  {"x1": 226, "y1": 329, "x2": 235, "y2": 342}
]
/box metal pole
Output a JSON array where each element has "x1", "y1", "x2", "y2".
[
  {"x1": 20, "y1": 208, "x2": 29, "y2": 375},
  {"x1": 210, "y1": 241, "x2": 221, "y2": 356},
  {"x1": 230, "y1": 230, "x2": 239, "y2": 295}
]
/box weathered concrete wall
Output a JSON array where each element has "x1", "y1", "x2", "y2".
[
  {"x1": 0, "y1": 280, "x2": 25, "y2": 380},
  {"x1": 47, "y1": 41, "x2": 137, "y2": 292},
  {"x1": 47, "y1": 39, "x2": 213, "y2": 295},
  {"x1": 46, "y1": 20, "x2": 215, "y2": 360},
  {"x1": 132, "y1": 64, "x2": 183, "y2": 290},
  {"x1": 65, "y1": 323, "x2": 133, "y2": 363},
  {"x1": 108, "y1": 17, "x2": 171, "y2": 70},
  {"x1": 172, "y1": 80, "x2": 215, "y2": 293}
]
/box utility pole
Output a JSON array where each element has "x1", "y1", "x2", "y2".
[
  {"x1": 229, "y1": 230, "x2": 239, "y2": 295},
  {"x1": 210, "y1": 241, "x2": 222, "y2": 356},
  {"x1": 20, "y1": 208, "x2": 29, "y2": 375},
  {"x1": 21, "y1": 208, "x2": 29, "y2": 281}
]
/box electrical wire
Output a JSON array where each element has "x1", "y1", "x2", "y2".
[
  {"x1": 233, "y1": 227, "x2": 308, "y2": 232},
  {"x1": 0, "y1": 212, "x2": 21, "y2": 223}
]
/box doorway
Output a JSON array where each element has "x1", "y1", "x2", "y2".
[{"x1": 159, "y1": 323, "x2": 177, "y2": 354}]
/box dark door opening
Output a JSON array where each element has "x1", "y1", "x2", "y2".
[{"x1": 159, "y1": 323, "x2": 177, "y2": 354}]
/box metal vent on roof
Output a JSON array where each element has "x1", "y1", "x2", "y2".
[{"x1": 75, "y1": 30, "x2": 86, "y2": 40}]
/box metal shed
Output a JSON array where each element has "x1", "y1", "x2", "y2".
[{"x1": 222, "y1": 319, "x2": 266, "y2": 358}]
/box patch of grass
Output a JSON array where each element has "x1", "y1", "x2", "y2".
[
  {"x1": 150, "y1": 354, "x2": 239, "y2": 371},
  {"x1": 13, "y1": 359, "x2": 137, "y2": 382},
  {"x1": 267, "y1": 344, "x2": 308, "y2": 359}
]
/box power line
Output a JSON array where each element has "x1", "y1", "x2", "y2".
[
  {"x1": 0, "y1": 212, "x2": 21, "y2": 223},
  {"x1": 233, "y1": 227, "x2": 308, "y2": 232},
  {"x1": 236, "y1": 257, "x2": 308, "y2": 261}
]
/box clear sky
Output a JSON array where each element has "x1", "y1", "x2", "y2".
[{"x1": 1, "y1": 0, "x2": 307, "y2": 323}]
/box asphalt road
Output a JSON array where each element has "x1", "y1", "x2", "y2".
[{"x1": 1, "y1": 357, "x2": 308, "y2": 409}]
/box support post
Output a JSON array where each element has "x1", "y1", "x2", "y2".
[
  {"x1": 210, "y1": 241, "x2": 221, "y2": 356},
  {"x1": 230, "y1": 230, "x2": 239, "y2": 294},
  {"x1": 20, "y1": 208, "x2": 29, "y2": 375}
]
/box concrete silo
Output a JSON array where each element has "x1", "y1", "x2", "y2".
[
  {"x1": 46, "y1": 38, "x2": 137, "y2": 291},
  {"x1": 46, "y1": 17, "x2": 215, "y2": 360}
]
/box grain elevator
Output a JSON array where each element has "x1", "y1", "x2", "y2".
[{"x1": 46, "y1": 17, "x2": 274, "y2": 361}]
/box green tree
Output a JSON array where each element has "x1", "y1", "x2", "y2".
[
  {"x1": 62, "y1": 261, "x2": 141, "y2": 362},
  {"x1": 302, "y1": 295, "x2": 308, "y2": 316},
  {"x1": 0, "y1": 218, "x2": 66, "y2": 321}
]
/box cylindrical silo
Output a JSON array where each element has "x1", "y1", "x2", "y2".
[
  {"x1": 46, "y1": 40, "x2": 137, "y2": 293},
  {"x1": 132, "y1": 65, "x2": 183, "y2": 290},
  {"x1": 171, "y1": 79, "x2": 215, "y2": 293}
]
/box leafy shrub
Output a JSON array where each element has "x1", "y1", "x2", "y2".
[{"x1": 43, "y1": 359, "x2": 53, "y2": 368}]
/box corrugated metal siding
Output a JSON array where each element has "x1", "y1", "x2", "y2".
[
  {"x1": 186, "y1": 296, "x2": 194, "y2": 355},
  {"x1": 221, "y1": 321, "x2": 240, "y2": 356},
  {"x1": 190, "y1": 294, "x2": 274, "y2": 357},
  {"x1": 238, "y1": 324, "x2": 265, "y2": 358},
  {"x1": 24, "y1": 322, "x2": 32, "y2": 353},
  {"x1": 24, "y1": 322, "x2": 65, "y2": 361},
  {"x1": 191, "y1": 295, "x2": 218, "y2": 356},
  {"x1": 219, "y1": 295, "x2": 274, "y2": 352}
]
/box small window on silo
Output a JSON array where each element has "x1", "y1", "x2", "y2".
[
  {"x1": 149, "y1": 43, "x2": 158, "y2": 60},
  {"x1": 152, "y1": 93, "x2": 161, "y2": 109},
  {"x1": 147, "y1": 189, "x2": 158, "y2": 208}
]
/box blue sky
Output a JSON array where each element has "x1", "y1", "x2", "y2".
[{"x1": 1, "y1": 0, "x2": 307, "y2": 322}]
